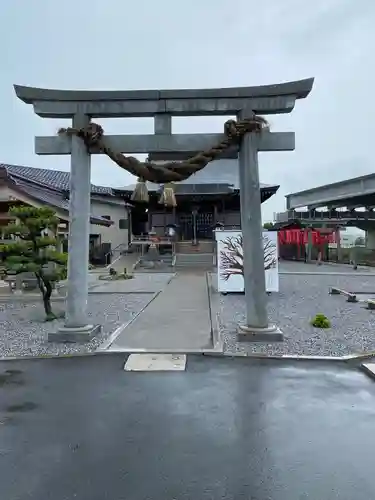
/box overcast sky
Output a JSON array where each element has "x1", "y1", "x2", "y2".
[{"x1": 1, "y1": 0, "x2": 375, "y2": 222}]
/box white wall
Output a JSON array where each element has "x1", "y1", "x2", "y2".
[
  {"x1": 0, "y1": 185, "x2": 20, "y2": 202},
  {"x1": 366, "y1": 230, "x2": 375, "y2": 250},
  {"x1": 0, "y1": 186, "x2": 130, "y2": 251},
  {"x1": 0, "y1": 185, "x2": 68, "y2": 221},
  {"x1": 90, "y1": 195, "x2": 129, "y2": 250}
]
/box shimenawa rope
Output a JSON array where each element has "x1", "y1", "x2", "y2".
[{"x1": 58, "y1": 116, "x2": 268, "y2": 206}]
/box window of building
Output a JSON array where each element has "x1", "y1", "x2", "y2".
[{"x1": 119, "y1": 219, "x2": 128, "y2": 229}]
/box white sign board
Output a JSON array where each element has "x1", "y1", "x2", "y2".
[{"x1": 215, "y1": 230, "x2": 279, "y2": 293}]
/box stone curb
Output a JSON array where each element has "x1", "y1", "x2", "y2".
[
  {"x1": 0, "y1": 294, "x2": 66, "y2": 303},
  {"x1": 346, "y1": 351, "x2": 375, "y2": 361},
  {"x1": 99, "y1": 347, "x2": 223, "y2": 354},
  {"x1": 279, "y1": 271, "x2": 375, "y2": 278},
  {"x1": 202, "y1": 352, "x2": 375, "y2": 362},
  {"x1": 203, "y1": 352, "x2": 345, "y2": 361},
  {"x1": 1, "y1": 350, "x2": 375, "y2": 363},
  {"x1": 309, "y1": 261, "x2": 373, "y2": 270},
  {"x1": 280, "y1": 271, "x2": 375, "y2": 276},
  {"x1": 206, "y1": 272, "x2": 224, "y2": 353},
  {"x1": 0, "y1": 351, "x2": 103, "y2": 361}
]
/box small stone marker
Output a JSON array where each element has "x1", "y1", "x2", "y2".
[
  {"x1": 124, "y1": 354, "x2": 187, "y2": 372},
  {"x1": 329, "y1": 287, "x2": 357, "y2": 302}
]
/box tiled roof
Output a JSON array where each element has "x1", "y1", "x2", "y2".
[
  {"x1": 1, "y1": 164, "x2": 113, "y2": 195},
  {"x1": 116, "y1": 159, "x2": 279, "y2": 204},
  {"x1": 0, "y1": 164, "x2": 113, "y2": 226},
  {"x1": 14, "y1": 178, "x2": 70, "y2": 211},
  {"x1": 2, "y1": 161, "x2": 278, "y2": 208},
  {"x1": 12, "y1": 178, "x2": 112, "y2": 226}
]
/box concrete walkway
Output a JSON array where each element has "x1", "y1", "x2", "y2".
[{"x1": 107, "y1": 272, "x2": 214, "y2": 352}]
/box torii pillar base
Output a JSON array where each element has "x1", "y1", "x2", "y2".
[
  {"x1": 49, "y1": 324, "x2": 101, "y2": 343},
  {"x1": 237, "y1": 324, "x2": 283, "y2": 343}
]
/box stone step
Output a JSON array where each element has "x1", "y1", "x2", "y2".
[
  {"x1": 175, "y1": 242, "x2": 215, "y2": 254},
  {"x1": 175, "y1": 253, "x2": 214, "y2": 268},
  {"x1": 135, "y1": 252, "x2": 174, "y2": 271}
]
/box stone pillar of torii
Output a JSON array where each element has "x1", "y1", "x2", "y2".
[{"x1": 14, "y1": 78, "x2": 314, "y2": 342}]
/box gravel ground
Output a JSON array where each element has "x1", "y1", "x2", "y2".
[
  {"x1": 219, "y1": 273, "x2": 375, "y2": 357},
  {"x1": 0, "y1": 293, "x2": 154, "y2": 358},
  {"x1": 279, "y1": 261, "x2": 375, "y2": 274}
]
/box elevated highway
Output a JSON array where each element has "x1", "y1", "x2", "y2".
[
  {"x1": 275, "y1": 209, "x2": 375, "y2": 231},
  {"x1": 285, "y1": 173, "x2": 375, "y2": 211}
]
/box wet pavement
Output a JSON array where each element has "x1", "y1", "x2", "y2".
[{"x1": 1, "y1": 355, "x2": 375, "y2": 499}]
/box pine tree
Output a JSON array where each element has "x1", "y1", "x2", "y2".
[{"x1": 0, "y1": 206, "x2": 67, "y2": 320}]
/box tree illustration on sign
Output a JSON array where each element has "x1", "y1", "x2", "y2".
[{"x1": 219, "y1": 234, "x2": 277, "y2": 281}]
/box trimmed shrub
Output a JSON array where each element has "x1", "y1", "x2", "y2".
[{"x1": 310, "y1": 313, "x2": 331, "y2": 329}]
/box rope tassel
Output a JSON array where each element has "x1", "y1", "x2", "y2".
[
  {"x1": 131, "y1": 178, "x2": 149, "y2": 203},
  {"x1": 159, "y1": 183, "x2": 177, "y2": 207}
]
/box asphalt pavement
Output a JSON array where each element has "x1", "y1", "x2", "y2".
[{"x1": 1, "y1": 354, "x2": 375, "y2": 499}]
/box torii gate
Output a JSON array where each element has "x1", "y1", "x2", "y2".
[{"x1": 14, "y1": 78, "x2": 314, "y2": 342}]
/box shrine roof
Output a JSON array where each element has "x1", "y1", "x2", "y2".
[{"x1": 116, "y1": 159, "x2": 279, "y2": 201}]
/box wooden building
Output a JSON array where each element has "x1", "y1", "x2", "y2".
[{"x1": 116, "y1": 159, "x2": 279, "y2": 242}]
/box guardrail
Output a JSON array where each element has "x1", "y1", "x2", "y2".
[{"x1": 103, "y1": 243, "x2": 128, "y2": 267}]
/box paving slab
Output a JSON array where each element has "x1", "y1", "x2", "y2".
[
  {"x1": 108, "y1": 273, "x2": 213, "y2": 351},
  {"x1": 361, "y1": 362, "x2": 375, "y2": 379},
  {"x1": 124, "y1": 353, "x2": 186, "y2": 371}
]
